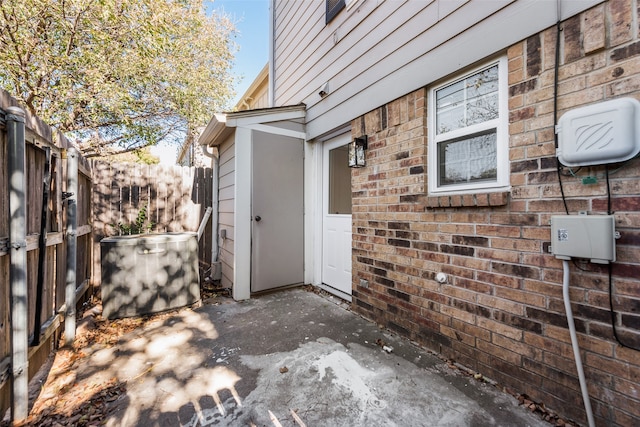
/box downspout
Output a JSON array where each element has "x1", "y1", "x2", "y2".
[
  {"x1": 64, "y1": 148, "x2": 78, "y2": 346},
  {"x1": 202, "y1": 145, "x2": 221, "y2": 278},
  {"x1": 268, "y1": 0, "x2": 275, "y2": 107},
  {"x1": 7, "y1": 106, "x2": 29, "y2": 422}
]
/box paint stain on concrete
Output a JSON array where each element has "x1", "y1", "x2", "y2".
[{"x1": 223, "y1": 338, "x2": 509, "y2": 426}]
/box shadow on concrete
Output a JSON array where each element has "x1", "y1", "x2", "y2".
[{"x1": 41, "y1": 288, "x2": 553, "y2": 427}]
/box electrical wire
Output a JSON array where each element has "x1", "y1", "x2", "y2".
[
  {"x1": 560, "y1": 154, "x2": 640, "y2": 183},
  {"x1": 552, "y1": 21, "x2": 639, "y2": 351},
  {"x1": 560, "y1": 165, "x2": 581, "y2": 177},
  {"x1": 605, "y1": 166, "x2": 640, "y2": 351},
  {"x1": 556, "y1": 161, "x2": 570, "y2": 215},
  {"x1": 605, "y1": 166, "x2": 613, "y2": 215},
  {"x1": 553, "y1": 21, "x2": 569, "y2": 215}
]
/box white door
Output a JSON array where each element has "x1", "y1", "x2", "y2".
[
  {"x1": 251, "y1": 132, "x2": 304, "y2": 292},
  {"x1": 322, "y1": 135, "x2": 352, "y2": 297}
]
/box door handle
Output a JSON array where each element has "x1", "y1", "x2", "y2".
[{"x1": 255, "y1": 215, "x2": 262, "y2": 222}]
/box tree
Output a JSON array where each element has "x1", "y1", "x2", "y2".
[
  {"x1": 103, "y1": 147, "x2": 161, "y2": 165},
  {"x1": 0, "y1": 0, "x2": 237, "y2": 157}
]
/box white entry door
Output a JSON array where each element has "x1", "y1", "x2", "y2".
[{"x1": 322, "y1": 135, "x2": 352, "y2": 297}]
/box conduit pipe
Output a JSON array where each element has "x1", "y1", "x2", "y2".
[
  {"x1": 202, "y1": 145, "x2": 220, "y2": 273},
  {"x1": 562, "y1": 260, "x2": 595, "y2": 427},
  {"x1": 211, "y1": 148, "x2": 220, "y2": 266},
  {"x1": 7, "y1": 106, "x2": 29, "y2": 422},
  {"x1": 65, "y1": 148, "x2": 78, "y2": 346},
  {"x1": 197, "y1": 207, "x2": 213, "y2": 242}
]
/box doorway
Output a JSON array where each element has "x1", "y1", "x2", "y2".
[
  {"x1": 251, "y1": 133, "x2": 304, "y2": 292},
  {"x1": 321, "y1": 134, "x2": 353, "y2": 297}
]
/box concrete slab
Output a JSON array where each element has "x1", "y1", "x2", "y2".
[{"x1": 77, "y1": 288, "x2": 549, "y2": 426}]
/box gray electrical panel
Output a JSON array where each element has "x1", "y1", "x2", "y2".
[{"x1": 550, "y1": 215, "x2": 616, "y2": 264}]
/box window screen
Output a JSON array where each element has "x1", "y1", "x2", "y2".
[
  {"x1": 429, "y1": 58, "x2": 508, "y2": 194},
  {"x1": 326, "y1": 0, "x2": 345, "y2": 23}
]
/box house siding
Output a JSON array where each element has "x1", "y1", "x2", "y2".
[
  {"x1": 218, "y1": 135, "x2": 236, "y2": 288},
  {"x1": 350, "y1": 3, "x2": 640, "y2": 426},
  {"x1": 273, "y1": 0, "x2": 601, "y2": 140}
]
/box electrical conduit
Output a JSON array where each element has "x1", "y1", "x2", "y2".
[
  {"x1": 202, "y1": 145, "x2": 220, "y2": 269},
  {"x1": 562, "y1": 260, "x2": 595, "y2": 427}
]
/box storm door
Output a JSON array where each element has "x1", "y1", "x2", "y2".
[{"x1": 322, "y1": 134, "x2": 352, "y2": 296}]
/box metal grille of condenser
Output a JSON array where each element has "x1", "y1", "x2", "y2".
[{"x1": 100, "y1": 232, "x2": 201, "y2": 319}]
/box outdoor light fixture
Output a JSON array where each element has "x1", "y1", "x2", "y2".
[{"x1": 349, "y1": 135, "x2": 368, "y2": 168}]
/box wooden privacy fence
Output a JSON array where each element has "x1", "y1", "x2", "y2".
[
  {"x1": 0, "y1": 91, "x2": 92, "y2": 420},
  {"x1": 90, "y1": 161, "x2": 213, "y2": 281},
  {"x1": 0, "y1": 92, "x2": 212, "y2": 422}
]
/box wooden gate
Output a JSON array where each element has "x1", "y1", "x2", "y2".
[{"x1": 0, "y1": 91, "x2": 93, "y2": 416}]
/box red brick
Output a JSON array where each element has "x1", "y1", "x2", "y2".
[
  {"x1": 452, "y1": 318, "x2": 492, "y2": 342},
  {"x1": 440, "y1": 325, "x2": 476, "y2": 347},
  {"x1": 476, "y1": 224, "x2": 520, "y2": 238},
  {"x1": 476, "y1": 248, "x2": 520, "y2": 263},
  {"x1": 585, "y1": 352, "x2": 633, "y2": 380},
  {"x1": 349, "y1": 5, "x2": 640, "y2": 423},
  {"x1": 494, "y1": 286, "x2": 546, "y2": 308},
  {"x1": 491, "y1": 237, "x2": 540, "y2": 252},
  {"x1": 609, "y1": 0, "x2": 634, "y2": 46},
  {"x1": 477, "y1": 271, "x2": 521, "y2": 289},
  {"x1": 476, "y1": 338, "x2": 522, "y2": 365}
]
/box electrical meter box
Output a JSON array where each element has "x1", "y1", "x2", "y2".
[
  {"x1": 550, "y1": 215, "x2": 616, "y2": 264},
  {"x1": 556, "y1": 97, "x2": 640, "y2": 167}
]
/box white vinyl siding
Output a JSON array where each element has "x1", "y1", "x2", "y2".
[
  {"x1": 217, "y1": 135, "x2": 235, "y2": 288},
  {"x1": 272, "y1": 0, "x2": 602, "y2": 140}
]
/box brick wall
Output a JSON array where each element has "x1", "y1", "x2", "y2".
[{"x1": 351, "y1": 2, "x2": 640, "y2": 425}]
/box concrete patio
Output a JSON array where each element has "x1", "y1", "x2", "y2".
[{"x1": 73, "y1": 288, "x2": 550, "y2": 426}]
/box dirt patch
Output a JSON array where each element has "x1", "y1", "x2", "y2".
[{"x1": 2, "y1": 287, "x2": 230, "y2": 427}]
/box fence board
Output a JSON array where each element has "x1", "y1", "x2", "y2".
[
  {"x1": 49, "y1": 156, "x2": 61, "y2": 232},
  {"x1": 26, "y1": 145, "x2": 45, "y2": 234},
  {"x1": 0, "y1": 256, "x2": 9, "y2": 372},
  {"x1": 91, "y1": 161, "x2": 213, "y2": 278},
  {"x1": 42, "y1": 246, "x2": 56, "y2": 327},
  {"x1": 0, "y1": 127, "x2": 7, "y2": 238},
  {"x1": 0, "y1": 92, "x2": 93, "y2": 416}
]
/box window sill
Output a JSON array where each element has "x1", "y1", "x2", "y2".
[{"x1": 426, "y1": 191, "x2": 509, "y2": 209}]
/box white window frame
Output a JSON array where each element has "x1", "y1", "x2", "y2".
[
  {"x1": 428, "y1": 56, "x2": 509, "y2": 195},
  {"x1": 345, "y1": 0, "x2": 360, "y2": 11}
]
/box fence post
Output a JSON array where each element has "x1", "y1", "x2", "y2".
[
  {"x1": 65, "y1": 148, "x2": 78, "y2": 346},
  {"x1": 7, "y1": 106, "x2": 29, "y2": 422}
]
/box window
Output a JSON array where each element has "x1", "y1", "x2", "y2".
[
  {"x1": 428, "y1": 57, "x2": 509, "y2": 194},
  {"x1": 328, "y1": 144, "x2": 352, "y2": 214},
  {"x1": 326, "y1": 0, "x2": 345, "y2": 24}
]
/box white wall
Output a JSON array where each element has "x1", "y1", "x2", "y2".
[
  {"x1": 273, "y1": 0, "x2": 602, "y2": 139},
  {"x1": 217, "y1": 133, "x2": 236, "y2": 289}
]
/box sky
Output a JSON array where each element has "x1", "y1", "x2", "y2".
[
  {"x1": 152, "y1": 0, "x2": 269, "y2": 164},
  {"x1": 213, "y1": 0, "x2": 270, "y2": 106}
]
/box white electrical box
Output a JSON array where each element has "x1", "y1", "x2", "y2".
[
  {"x1": 550, "y1": 215, "x2": 616, "y2": 264},
  {"x1": 556, "y1": 97, "x2": 640, "y2": 167}
]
